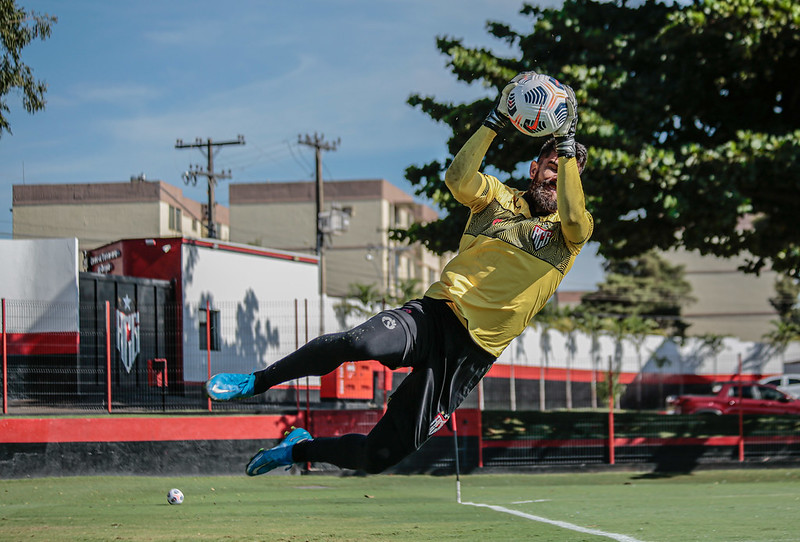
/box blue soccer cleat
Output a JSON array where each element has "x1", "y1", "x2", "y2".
[
  {"x1": 205, "y1": 373, "x2": 256, "y2": 401},
  {"x1": 246, "y1": 427, "x2": 313, "y2": 476}
]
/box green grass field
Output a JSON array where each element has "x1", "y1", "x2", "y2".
[{"x1": 2, "y1": 469, "x2": 799, "y2": 541}]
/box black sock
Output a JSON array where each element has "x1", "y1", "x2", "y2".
[{"x1": 292, "y1": 435, "x2": 367, "y2": 470}]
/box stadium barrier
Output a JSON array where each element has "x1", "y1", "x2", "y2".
[
  {"x1": 2, "y1": 297, "x2": 799, "y2": 473},
  {"x1": 2, "y1": 408, "x2": 799, "y2": 477}
]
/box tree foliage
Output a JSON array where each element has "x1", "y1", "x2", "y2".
[
  {"x1": 764, "y1": 275, "x2": 800, "y2": 347},
  {"x1": 579, "y1": 250, "x2": 694, "y2": 335},
  {"x1": 0, "y1": 1, "x2": 56, "y2": 138},
  {"x1": 397, "y1": 0, "x2": 800, "y2": 276},
  {"x1": 768, "y1": 275, "x2": 800, "y2": 319}
]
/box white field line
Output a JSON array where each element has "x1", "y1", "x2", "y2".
[{"x1": 461, "y1": 501, "x2": 646, "y2": 542}]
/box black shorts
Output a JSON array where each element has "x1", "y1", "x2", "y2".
[{"x1": 376, "y1": 297, "x2": 496, "y2": 450}]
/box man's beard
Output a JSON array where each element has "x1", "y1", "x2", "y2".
[{"x1": 528, "y1": 183, "x2": 557, "y2": 214}]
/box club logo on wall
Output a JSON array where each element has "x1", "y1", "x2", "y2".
[{"x1": 116, "y1": 294, "x2": 140, "y2": 373}]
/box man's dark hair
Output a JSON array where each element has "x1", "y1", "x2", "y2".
[{"x1": 537, "y1": 138, "x2": 588, "y2": 172}]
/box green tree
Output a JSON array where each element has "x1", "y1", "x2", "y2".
[
  {"x1": 596, "y1": 363, "x2": 626, "y2": 408},
  {"x1": 763, "y1": 276, "x2": 800, "y2": 355},
  {"x1": 579, "y1": 250, "x2": 694, "y2": 335},
  {"x1": 397, "y1": 0, "x2": 800, "y2": 276},
  {"x1": 768, "y1": 275, "x2": 800, "y2": 322},
  {"x1": 0, "y1": 1, "x2": 56, "y2": 137},
  {"x1": 763, "y1": 319, "x2": 800, "y2": 357}
]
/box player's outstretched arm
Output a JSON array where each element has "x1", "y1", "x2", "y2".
[
  {"x1": 444, "y1": 126, "x2": 495, "y2": 207},
  {"x1": 557, "y1": 159, "x2": 590, "y2": 244},
  {"x1": 444, "y1": 76, "x2": 523, "y2": 207},
  {"x1": 554, "y1": 85, "x2": 591, "y2": 244}
]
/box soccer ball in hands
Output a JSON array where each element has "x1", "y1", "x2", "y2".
[
  {"x1": 506, "y1": 73, "x2": 569, "y2": 137},
  {"x1": 167, "y1": 488, "x2": 184, "y2": 505}
]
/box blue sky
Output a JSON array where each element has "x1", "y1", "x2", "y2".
[{"x1": 0, "y1": 0, "x2": 602, "y2": 290}]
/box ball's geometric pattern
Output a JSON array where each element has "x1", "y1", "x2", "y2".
[{"x1": 507, "y1": 74, "x2": 569, "y2": 137}]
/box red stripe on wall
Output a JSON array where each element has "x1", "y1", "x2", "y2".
[
  {"x1": 485, "y1": 365, "x2": 606, "y2": 383},
  {"x1": 483, "y1": 364, "x2": 762, "y2": 385},
  {"x1": 0, "y1": 409, "x2": 484, "y2": 444},
  {"x1": 185, "y1": 239, "x2": 319, "y2": 265},
  {"x1": 0, "y1": 416, "x2": 297, "y2": 443},
  {"x1": 5, "y1": 332, "x2": 79, "y2": 355},
  {"x1": 482, "y1": 435, "x2": 800, "y2": 449}
]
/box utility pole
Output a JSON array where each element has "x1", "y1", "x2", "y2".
[
  {"x1": 176, "y1": 135, "x2": 245, "y2": 239},
  {"x1": 298, "y1": 132, "x2": 340, "y2": 333}
]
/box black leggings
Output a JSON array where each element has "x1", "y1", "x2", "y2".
[
  {"x1": 252, "y1": 312, "x2": 408, "y2": 394},
  {"x1": 251, "y1": 298, "x2": 493, "y2": 474},
  {"x1": 251, "y1": 310, "x2": 413, "y2": 473}
]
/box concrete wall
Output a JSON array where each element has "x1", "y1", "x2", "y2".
[
  {"x1": 0, "y1": 238, "x2": 79, "y2": 333},
  {"x1": 229, "y1": 180, "x2": 445, "y2": 299},
  {"x1": 666, "y1": 248, "x2": 779, "y2": 341},
  {"x1": 12, "y1": 181, "x2": 231, "y2": 253},
  {"x1": 181, "y1": 242, "x2": 320, "y2": 381},
  {"x1": 497, "y1": 323, "x2": 800, "y2": 382},
  {"x1": 14, "y1": 202, "x2": 158, "y2": 252}
]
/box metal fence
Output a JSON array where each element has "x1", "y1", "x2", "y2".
[
  {"x1": 0, "y1": 297, "x2": 622, "y2": 414},
  {"x1": 2, "y1": 297, "x2": 800, "y2": 470},
  {"x1": 2, "y1": 298, "x2": 315, "y2": 414}
]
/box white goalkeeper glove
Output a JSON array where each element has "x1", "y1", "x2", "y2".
[
  {"x1": 483, "y1": 71, "x2": 538, "y2": 133},
  {"x1": 553, "y1": 84, "x2": 578, "y2": 158}
]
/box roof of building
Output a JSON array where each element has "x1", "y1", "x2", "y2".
[
  {"x1": 230, "y1": 179, "x2": 414, "y2": 204},
  {"x1": 12, "y1": 180, "x2": 229, "y2": 223},
  {"x1": 230, "y1": 179, "x2": 440, "y2": 223}
]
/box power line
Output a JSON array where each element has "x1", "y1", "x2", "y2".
[
  {"x1": 288, "y1": 139, "x2": 315, "y2": 177},
  {"x1": 216, "y1": 141, "x2": 295, "y2": 172},
  {"x1": 298, "y1": 132, "x2": 340, "y2": 333},
  {"x1": 176, "y1": 135, "x2": 246, "y2": 239}
]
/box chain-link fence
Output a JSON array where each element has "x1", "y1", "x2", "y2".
[{"x1": 2, "y1": 296, "x2": 800, "y2": 468}]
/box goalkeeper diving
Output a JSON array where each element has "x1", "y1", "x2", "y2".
[{"x1": 205, "y1": 70, "x2": 592, "y2": 475}]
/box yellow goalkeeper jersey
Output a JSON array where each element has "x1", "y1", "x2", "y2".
[{"x1": 426, "y1": 149, "x2": 593, "y2": 357}]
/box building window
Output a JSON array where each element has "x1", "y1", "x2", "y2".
[
  {"x1": 428, "y1": 267, "x2": 438, "y2": 285},
  {"x1": 169, "y1": 206, "x2": 182, "y2": 232},
  {"x1": 199, "y1": 309, "x2": 220, "y2": 351}
]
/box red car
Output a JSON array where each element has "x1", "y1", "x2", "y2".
[{"x1": 666, "y1": 381, "x2": 800, "y2": 415}]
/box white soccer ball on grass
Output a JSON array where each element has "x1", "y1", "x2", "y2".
[{"x1": 167, "y1": 488, "x2": 184, "y2": 505}]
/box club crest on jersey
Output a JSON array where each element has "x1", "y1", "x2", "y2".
[
  {"x1": 428, "y1": 411, "x2": 450, "y2": 436},
  {"x1": 531, "y1": 224, "x2": 554, "y2": 250},
  {"x1": 382, "y1": 315, "x2": 397, "y2": 330}
]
